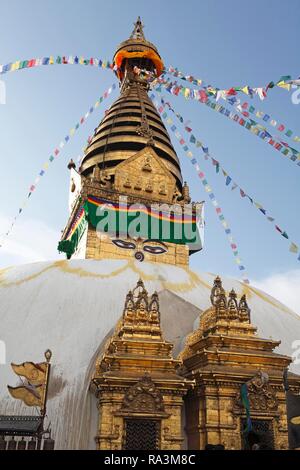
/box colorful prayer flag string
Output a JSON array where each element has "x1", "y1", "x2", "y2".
[
  {"x1": 220, "y1": 97, "x2": 300, "y2": 145},
  {"x1": 0, "y1": 83, "x2": 116, "y2": 247},
  {"x1": 150, "y1": 93, "x2": 250, "y2": 284},
  {"x1": 144, "y1": 70, "x2": 300, "y2": 144},
  {"x1": 164, "y1": 66, "x2": 300, "y2": 102},
  {"x1": 152, "y1": 76, "x2": 300, "y2": 166},
  {"x1": 157, "y1": 94, "x2": 300, "y2": 262},
  {"x1": 0, "y1": 56, "x2": 115, "y2": 75}
]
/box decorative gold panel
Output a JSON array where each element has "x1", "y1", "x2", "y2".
[{"x1": 114, "y1": 146, "x2": 176, "y2": 203}]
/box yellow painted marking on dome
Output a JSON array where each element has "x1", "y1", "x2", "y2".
[
  {"x1": 2, "y1": 260, "x2": 295, "y2": 319},
  {"x1": 60, "y1": 258, "x2": 208, "y2": 292},
  {"x1": 240, "y1": 283, "x2": 253, "y2": 298},
  {"x1": 126, "y1": 259, "x2": 211, "y2": 292},
  {"x1": 0, "y1": 262, "x2": 59, "y2": 287},
  {"x1": 0, "y1": 259, "x2": 211, "y2": 293},
  {"x1": 58, "y1": 259, "x2": 130, "y2": 279},
  {"x1": 247, "y1": 285, "x2": 299, "y2": 318},
  {"x1": 0, "y1": 266, "x2": 12, "y2": 284}
]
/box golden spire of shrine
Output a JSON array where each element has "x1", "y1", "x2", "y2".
[{"x1": 80, "y1": 18, "x2": 183, "y2": 190}]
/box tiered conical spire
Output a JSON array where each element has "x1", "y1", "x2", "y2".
[{"x1": 80, "y1": 18, "x2": 183, "y2": 190}]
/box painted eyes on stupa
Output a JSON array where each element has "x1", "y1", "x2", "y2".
[
  {"x1": 111, "y1": 239, "x2": 136, "y2": 250},
  {"x1": 111, "y1": 239, "x2": 168, "y2": 256},
  {"x1": 143, "y1": 245, "x2": 167, "y2": 254}
]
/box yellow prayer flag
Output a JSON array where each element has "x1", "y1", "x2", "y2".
[
  {"x1": 207, "y1": 87, "x2": 217, "y2": 95},
  {"x1": 49, "y1": 56, "x2": 54, "y2": 65},
  {"x1": 8, "y1": 384, "x2": 44, "y2": 407},
  {"x1": 184, "y1": 88, "x2": 190, "y2": 99},
  {"x1": 289, "y1": 243, "x2": 298, "y2": 254},
  {"x1": 11, "y1": 361, "x2": 47, "y2": 385},
  {"x1": 241, "y1": 86, "x2": 249, "y2": 95},
  {"x1": 277, "y1": 81, "x2": 291, "y2": 91}
]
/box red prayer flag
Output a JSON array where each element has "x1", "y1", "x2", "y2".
[
  {"x1": 227, "y1": 88, "x2": 237, "y2": 96},
  {"x1": 199, "y1": 90, "x2": 208, "y2": 102}
]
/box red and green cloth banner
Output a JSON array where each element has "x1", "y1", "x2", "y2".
[
  {"x1": 58, "y1": 196, "x2": 204, "y2": 258},
  {"x1": 58, "y1": 207, "x2": 87, "y2": 259}
]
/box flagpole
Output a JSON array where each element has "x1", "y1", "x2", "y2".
[{"x1": 41, "y1": 349, "x2": 52, "y2": 419}]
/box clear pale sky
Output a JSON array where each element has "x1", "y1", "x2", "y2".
[{"x1": 0, "y1": 0, "x2": 300, "y2": 311}]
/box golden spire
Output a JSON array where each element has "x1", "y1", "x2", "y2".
[
  {"x1": 80, "y1": 19, "x2": 183, "y2": 189},
  {"x1": 130, "y1": 16, "x2": 146, "y2": 40},
  {"x1": 120, "y1": 278, "x2": 161, "y2": 339}
]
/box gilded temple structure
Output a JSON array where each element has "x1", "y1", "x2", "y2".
[
  {"x1": 90, "y1": 279, "x2": 193, "y2": 450},
  {"x1": 181, "y1": 276, "x2": 300, "y2": 450},
  {"x1": 0, "y1": 18, "x2": 300, "y2": 451},
  {"x1": 60, "y1": 16, "x2": 201, "y2": 266}
]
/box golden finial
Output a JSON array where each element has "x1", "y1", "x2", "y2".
[
  {"x1": 210, "y1": 276, "x2": 225, "y2": 306},
  {"x1": 238, "y1": 294, "x2": 251, "y2": 322},
  {"x1": 44, "y1": 349, "x2": 52, "y2": 363},
  {"x1": 131, "y1": 16, "x2": 145, "y2": 40}
]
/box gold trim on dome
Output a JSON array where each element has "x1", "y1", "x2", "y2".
[
  {"x1": 0, "y1": 259, "x2": 207, "y2": 293},
  {"x1": 0, "y1": 262, "x2": 299, "y2": 317}
]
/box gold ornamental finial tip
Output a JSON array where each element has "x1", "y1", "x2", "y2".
[
  {"x1": 44, "y1": 349, "x2": 52, "y2": 363},
  {"x1": 131, "y1": 16, "x2": 145, "y2": 40}
]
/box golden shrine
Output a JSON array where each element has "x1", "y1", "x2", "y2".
[{"x1": 90, "y1": 279, "x2": 193, "y2": 450}]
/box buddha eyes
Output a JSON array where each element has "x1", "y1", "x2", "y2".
[
  {"x1": 111, "y1": 239, "x2": 168, "y2": 255},
  {"x1": 143, "y1": 245, "x2": 167, "y2": 254},
  {"x1": 112, "y1": 239, "x2": 136, "y2": 250}
]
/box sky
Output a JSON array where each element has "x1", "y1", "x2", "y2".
[{"x1": 0, "y1": 0, "x2": 300, "y2": 313}]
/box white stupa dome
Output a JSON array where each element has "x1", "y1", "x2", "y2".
[{"x1": 0, "y1": 258, "x2": 299, "y2": 449}]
